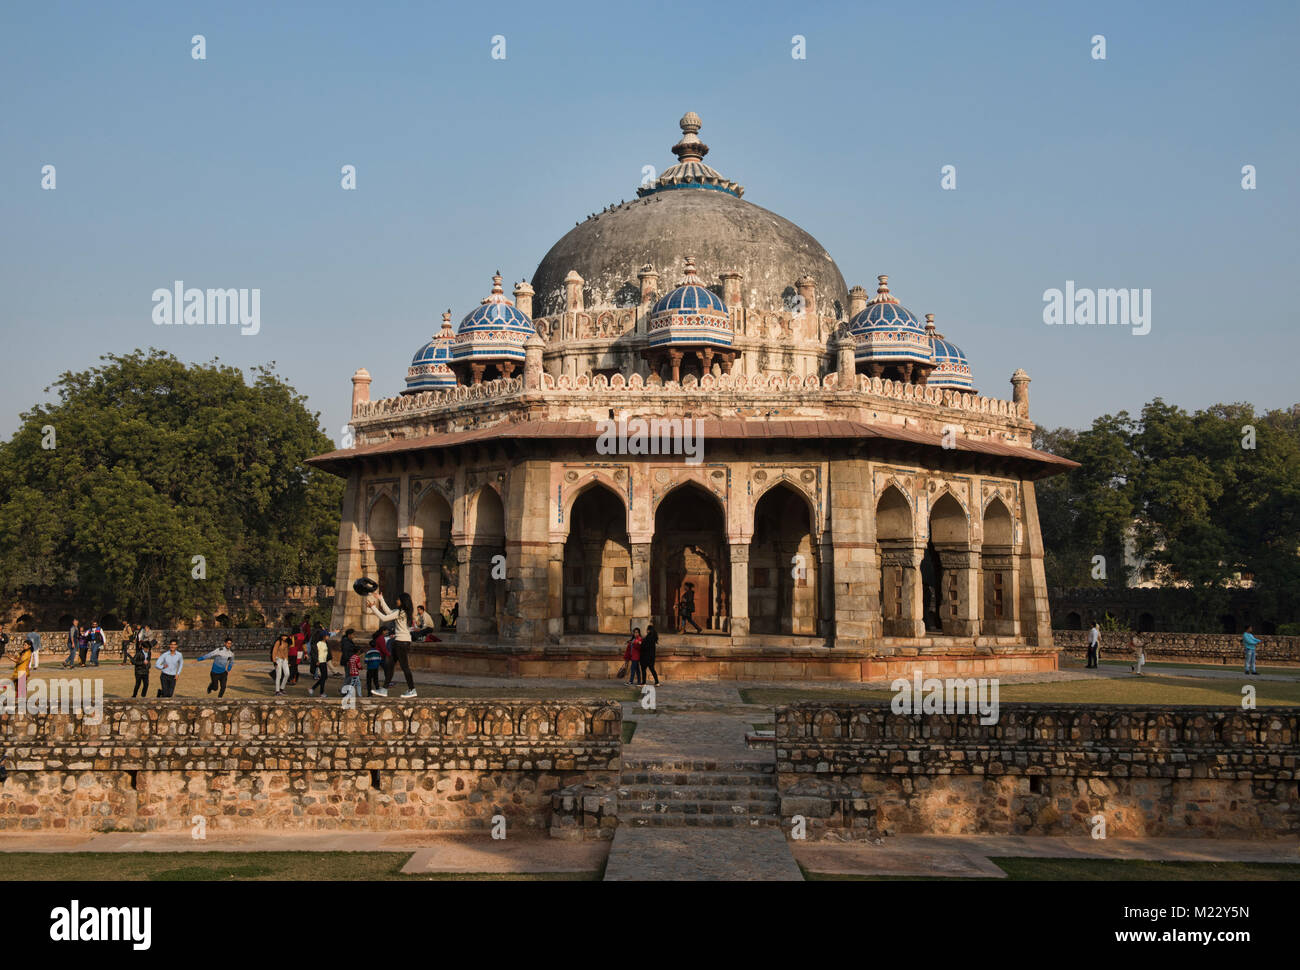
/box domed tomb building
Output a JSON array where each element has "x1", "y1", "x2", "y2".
[{"x1": 309, "y1": 113, "x2": 1077, "y2": 680}]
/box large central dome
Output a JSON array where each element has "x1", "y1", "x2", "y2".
[{"x1": 531, "y1": 113, "x2": 849, "y2": 320}]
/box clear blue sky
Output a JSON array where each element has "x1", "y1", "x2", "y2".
[{"x1": 2, "y1": 0, "x2": 1297, "y2": 447}]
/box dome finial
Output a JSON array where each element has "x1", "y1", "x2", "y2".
[
  {"x1": 672, "y1": 112, "x2": 708, "y2": 164},
  {"x1": 680, "y1": 255, "x2": 699, "y2": 284},
  {"x1": 924, "y1": 313, "x2": 936, "y2": 336},
  {"x1": 870, "y1": 275, "x2": 899, "y2": 305}
]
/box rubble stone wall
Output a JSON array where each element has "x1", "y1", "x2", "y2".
[
  {"x1": 0, "y1": 700, "x2": 622, "y2": 834},
  {"x1": 775, "y1": 702, "x2": 1300, "y2": 837}
]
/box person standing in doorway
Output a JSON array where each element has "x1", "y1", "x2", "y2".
[
  {"x1": 1086, "y1": 622, "x2": 1100, "y2": 669},
  {"x1": 196, "y1": 637, "x2": 235, "y2": 697},
  {"x1": 1242, "y1": 626, "x2": 1261, "y2": 676},
  {"x1": 678, "y1": 583, "x2": 702, "y2": 634},
  {"x1": 639, "y1": 623, "x2": 660, "y2": 686},
  {"x1": 131, "y1": 633, "x2": 153, "y2": 698},
  {"x1": 367, "y1": 591, "x2": 417, "y2": 697},
  {"x1": 155, "y1": 639, "x2": 183, "y2": 697}
]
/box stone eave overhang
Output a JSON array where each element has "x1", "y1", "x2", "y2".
[{"x1": 307, "y1": 418, "x2": 1078, "y2": 479}]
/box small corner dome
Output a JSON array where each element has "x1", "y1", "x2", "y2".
[
  {"x1": 847, "y1": 276, "x2": 925, "y2": 335},
  {"x1": 405, "y1": 310, "x2": 458, "y2": 391}
]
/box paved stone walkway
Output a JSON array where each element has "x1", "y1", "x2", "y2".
[
  {"x1": 793, "y1": 835, "x2": 1300, "y2": 878},
  {"x1": 604, "y1": 827, "x2": 802, "y2": 881}
]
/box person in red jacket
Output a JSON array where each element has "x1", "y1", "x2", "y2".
[
  {"x1": 288, "y1": 630, "x2": 303, "y2": 686},
  {"x1": 623, "y1": 628, "x2": 642, "y2": 686}
]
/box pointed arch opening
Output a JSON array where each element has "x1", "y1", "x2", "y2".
[
  {"x1": 563, "y1": 484, "x2": 631, "y2": 634},
  {"x1": 366, "y1": 493, "x2": 401, "y2": 600},
  {"x1": 465, "y1": 486, "x2": 506, "y2": 635},
  {"x1": 652, "y1": 482, "x2": 727, "y2": 633},
  {"x1": 750, "y1": 482, "x2": 818, "y2": 635},
  {"x1": 412, "y1": 489, "x2": 454, "y2": 627}
]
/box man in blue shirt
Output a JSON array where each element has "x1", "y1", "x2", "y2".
[
  {"x1": 196, "y1": 637, "x2": 236, "y2": 698},
  {"x1": 155, "y1": 639, "x2": 184, "y2": 697},
  {"x1": 1241, "y1": 626, "x2": 1261, "y2": 676}
]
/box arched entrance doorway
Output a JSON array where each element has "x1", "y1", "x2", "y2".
[
  {"x1": 652, "y1": 483, "x2": 727, "y2": 633},
  {"x1": 367, "y1": 494, "x2": 401, "y2": 602},
  {"x1": 563, "y1": 485, "x2": 631, "y2": 634},
  {"x1": 412, "y1": 489, "x2": 454, "y2": 624},
  {"x1": 465, "y1": 486, "x2": 506, "y2": 635},
  {"x1": 876, "y1": 484, "x2": 920, "y2": 637},
  {"x1": 928, "y1": 492, "x2": 973, "y2": 636},
  {"x1": 750, "y1": 483, "x2": 818, "y2": 635}
]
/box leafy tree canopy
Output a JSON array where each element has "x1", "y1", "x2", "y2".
[
  {"x1": 1035, "y1": 399, "x2": 1300, "y2": 625},
  {"x1": 0, "y1": 349, "x2": 343, "y2": 623}
]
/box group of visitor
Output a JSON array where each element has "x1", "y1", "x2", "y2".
[{"x1": 1085, "y1": 621, "x2": 1265, "y2": 677}]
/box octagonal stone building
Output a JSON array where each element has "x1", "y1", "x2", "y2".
[{"x1": 309, "y1": 113, "x2": 1076, "y2": 681}]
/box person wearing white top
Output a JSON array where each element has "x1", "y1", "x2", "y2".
[
  {"x1": 368, "y1": 592, "x2": 417, "y2": 697},
  {"x1": 1086, "y1": 623, "x2": 1100, "y2": 669}
]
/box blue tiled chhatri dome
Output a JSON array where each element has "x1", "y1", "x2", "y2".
[
  {"x1": 848, "y1": 276, "x2": 934, "y2": 367},
  {"x1": 451, "y1": 273, "x2": 535, "y2": 369},
  {"x1": 405, "y1": 310, "x2": 458, "y2": 392},
  {"x1": 648, "y1": 256, "x2": 734, "y2": 349},
  {"x1": 926, "y1": 319, "x2": 975, "y2": 392}
]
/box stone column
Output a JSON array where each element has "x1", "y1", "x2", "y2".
[
  {"x1": 936, "y1": 545, "x2": 980, "y2": 637},
  {"x1": 501, "y1": 460, "x2": 553, "y2": 644},
  {"x1": 402, "y1": 539, "x2": 425, "y2": 613},
  {"x1": 728, "y1": 542, "x2": 750, "y2": 637},
  {"x1": 817, "y1": 536, "x2": 835, "y2": 639},
  {"x1": 546, "y1": 542, "x2": 565, "y2": 638},
  {"x1": 1018, "y1": 481, "x2": 1054, "y2": 648},
  {"x1": 454, "y1": 543, "x2": 473, "y2": 634},
  {"x1": 829, "y1": 458, "x2": 882, "y2": 644},
  {"x1": 848, "y1": 285, "x2": 868, "y2": 318},
  {"x1": 834, "y1": 334, "x2": 855, "y2": 389},
  {"x1": 331, "y1": 472, "x2": 365, "y2": 631},
  {"x1": 350, "y1": 368, "x2": 372, "y2": 418},
  {"x1": 630, "y1": 542, "x2": 652, "y2": 632}
]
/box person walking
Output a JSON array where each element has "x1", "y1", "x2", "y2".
[
  {"x1": 624, "y1": 628, "x2": 642, "y2": 686},
  {"x1": 85, "y1": 619, "x2": 104, "y2": 667},
  {"x1": 130, "y1": 633, "x2": 153, "y2": 698},
  {"x1": 678, "y1": 583, "x2": 702, "y2": 634},
  {"x1": 1129, "y1": 632, "x2": 1146, "y2": 675},
  {"x1": 1242, "y1": 625, "x2": 1261, "y2": 676},
  {"x1": 307, "y1": 632, "x2": 330, "y2": 697},
  {"x1": 64, "y1": 618, "x2": 80, "y2": 668},
  {"x1": 367, "y1": 591, "x2": 417, "y2": 697},
  {"x1": 363, "y1": 636, "x2": 384, "y2": 697},
  {"x1": 345, "y1": 646, "x2": 363, "y2": 699},
  {"x1": 1086, "y1": 622, "x2": 1100, "y2": 669},
  {"x1": 8, "y1": 636, "x2": 33, "y2": 701},
  {"x1": 338, "y1": 629, "x2": 358, "y2": 675},
  {"x1": 639, "y1": 623, "x2": 660, "y2": 686},
  {"x1": 119, "y1": 623, "x2": 136, "y2": 665},
  {"x1": 155, "y1": 639, "x2": 183, "y2": 697},
  {"x1": 196, "y1": 638, "x2": 236, "y2": 697},
  {"x1": 271, "y1": 635, "x2": 290, "y2": 696},
  {"x1": 25, "y1": 631, "x2": 41, "y2": 671},
  {"x1": 287, "y1": 630, "x2": 302, "y2": 685}
]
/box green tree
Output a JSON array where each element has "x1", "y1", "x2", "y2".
[{"x1": 0, "y1": 350, "x2": 343, "y2": 623}]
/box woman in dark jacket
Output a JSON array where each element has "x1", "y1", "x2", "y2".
[{"x1": 639, "y1": 624, "x2": 660, "y2": 686}]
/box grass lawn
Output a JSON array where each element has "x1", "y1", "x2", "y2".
[
  {"x1": 1095, "y1": 659, "x2": 1297, "y2": 675},
  {"x1": 0, "y1": 852, "x2": 601, "y2": 881},
  {"x1": 802, "y1": 859, "x2": 1300, "y2": 881},
  {"x1": 739, "y1": 674, "x2": 1300, "y2": 708}
]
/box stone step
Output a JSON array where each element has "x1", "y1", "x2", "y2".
[
  {"x1": 620, "y1": 798, "x2": 779, "y2": 816},
  {"x1": 621, "y1": 813, "x2": 781, "y2": 829},
  {"x1": 621, "y1": 758, "x2": 774, "y2": 773},
  {"x1": 618, "y1": 770, "x2": 776, "y2": 787},
  {"x1": 616, "y1": 780, "x2": 774, "y2": 795}
]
